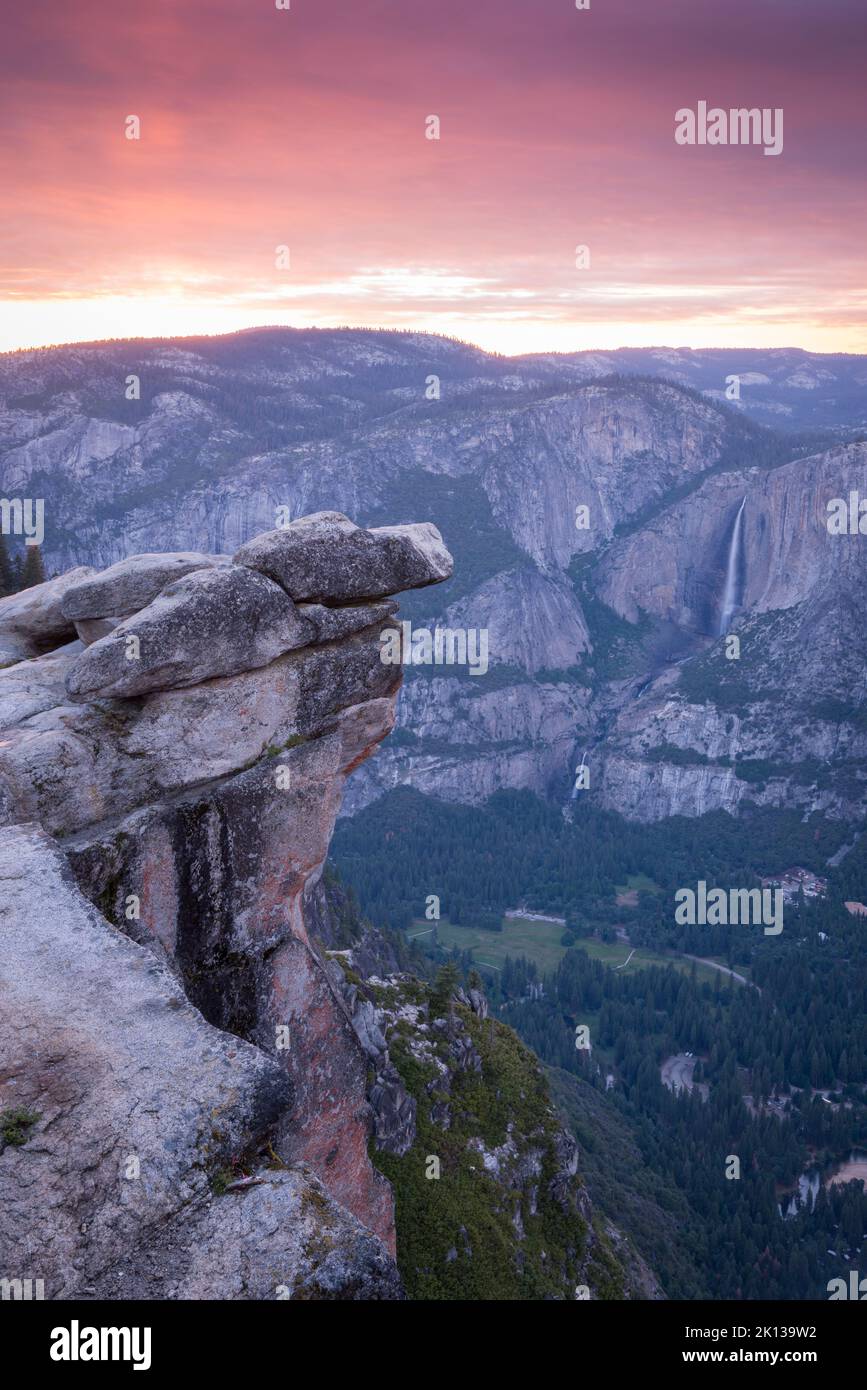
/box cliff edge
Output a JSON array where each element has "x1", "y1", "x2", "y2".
[{"x1": 0, "y1": 511, "x2": 449, "y2": 1298}]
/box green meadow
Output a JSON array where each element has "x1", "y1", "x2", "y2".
[
  {"x1": 428, "y1": 915, "x2": 566, "y2": 973},
  {"x1": 419, "y1": 915, "x2": 728, "y2": 986}
]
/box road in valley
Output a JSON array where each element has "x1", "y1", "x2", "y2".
[
  {"x1": 661, "y1": 1053, "x2": 710, "y2": 1100},
  {"x1": 661, "y1": 1053, "x2": 697, "y2": 1095},
  {"x1": 682, "y1": 954, "x2": 758, "y2": 991}
]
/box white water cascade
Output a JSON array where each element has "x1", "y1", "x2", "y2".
[
  {"x1": 718, "y1": 497, "x2": 746, "y2": 636},
  {"x1": 570, "y1": 750, "x2": 587, "y2": 800}
]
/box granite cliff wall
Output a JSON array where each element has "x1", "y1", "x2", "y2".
[{"x1": 0, "y1": 511, "x2": 451, "y2": 1296}]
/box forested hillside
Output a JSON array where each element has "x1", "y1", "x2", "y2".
[{"x1": 331, "y1": 788, "x2": 867, "y2": 1299}]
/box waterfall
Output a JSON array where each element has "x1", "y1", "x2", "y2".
[
  {"x1": 570, "y1": 750, "x2": 587, "y2": 800},
  {"x1": 718, "y1": 497, "x2": 746, "y2": 636}
]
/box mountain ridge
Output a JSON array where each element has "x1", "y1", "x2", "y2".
[{"x1": 2, "y1": 327, "x2": 865, "y2": 826}]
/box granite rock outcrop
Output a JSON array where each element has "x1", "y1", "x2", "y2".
[{"x1": 0, "y1": 512, "x2": 452, "y2": 1297}]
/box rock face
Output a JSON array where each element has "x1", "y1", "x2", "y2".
[
  {"x1": 61, "y1": 551, "x2": 231, "y2": 620},
  {"x1": 235, "y1": 512, "x2": 453, "y2": 603},
  {"x1": 0, "y1": 566, "x2": 94, "y2": 659},
  {"x1": 325, "y1": 963, "x2": 653, "y2": 1300},
  {"x1": 298, "y1": 599, "x2": 397, "y2": 643},
  {"x1": 0, "y1": 334, "x2": 741, "y2": 807},
  {"x1": 591, "y1": 441, "x2": 867, "y2": 821},
  {"x1": 65, "y1": 565, "x2": 315, "y2": 700},
  {"x1": 0, "y1": 511, "x2": 453, "y2": 1297},
  {"x1": 0, "y1": 825, "x2": 399, "y2": 1301},
  {"x1": 2, "y1": 327, "x2": 864, "y2": 823}
]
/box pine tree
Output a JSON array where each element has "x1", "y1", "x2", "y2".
[
  {"x1": 18, "y1": 544, "x2": 45, "y2": 590},
  {"x1": 430, "y1": 961, "x2": 460, "y2": 1019},
  {"x1": 0, "y1": 533, "x2": 15, "y2": 597}
]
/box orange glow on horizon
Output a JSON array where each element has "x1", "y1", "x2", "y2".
[{"x1": 2, "y1": 1, "x2": 865, "y2": 359}]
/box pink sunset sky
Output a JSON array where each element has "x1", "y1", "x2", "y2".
[{"x1": 1, "y1": 0, "x2": 865, "y2": 355}]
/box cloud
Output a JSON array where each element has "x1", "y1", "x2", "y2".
[{"x1": 1, "y1": 0, "x2": 865, "y2": 352}]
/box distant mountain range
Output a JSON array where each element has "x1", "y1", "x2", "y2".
[{"x1": 2, "y1": 327, "x2": 866, "y2": 825}]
